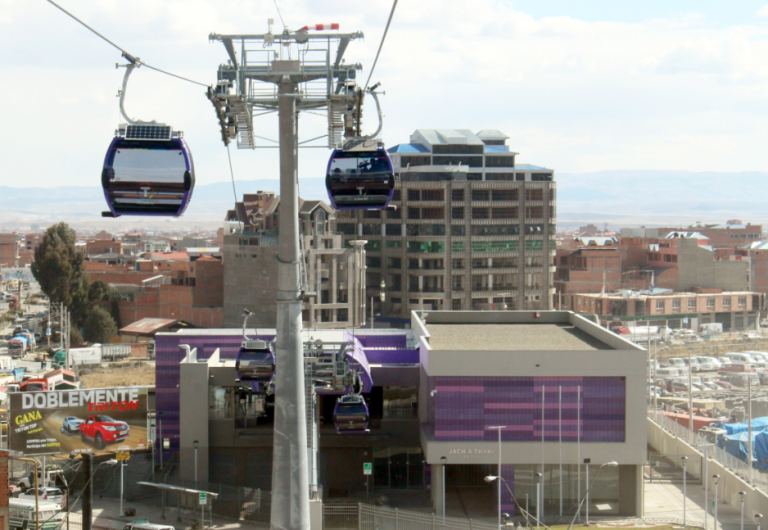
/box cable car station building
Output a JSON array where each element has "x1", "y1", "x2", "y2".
[{"x1": 157, "y1": 310, "x2": 646, "y2": 519}]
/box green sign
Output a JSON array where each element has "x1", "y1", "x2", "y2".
[
  {"x1": 199, "y1": 492, "x2": 207, "y2": 505},
  {"x1": 363, "y1": 463, "x2": 372, "y2": 476}
]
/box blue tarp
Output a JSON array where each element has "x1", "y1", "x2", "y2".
[
  {"x1": 718, "y1": 432, "x2": 754, "y2": 462},
  {"x1": 755, "y1": 432, "x2": 768, "y2": 469},
  {"x1": 718, "y1": 416, "x2": 768, "y2": 435}
]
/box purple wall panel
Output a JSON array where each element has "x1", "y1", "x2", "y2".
[
  {"x1": 432, "y1": 377, "x2": 625, "y2": 443},
  {"x1": 155, "y1": 333, "x2": 274, "y2": 460},
  {"x1": 362, "y1": 348, "x2": 419, "y2": 364}
]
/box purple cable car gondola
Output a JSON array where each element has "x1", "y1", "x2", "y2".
[
  {"x1": 325, "y1": 145, "x2": 394, "y2": 210},
  {"x1": 236, "y1": 339, "x2": 275, "y2": 383},
  {"x1": 101, "y1": 124, "x2": 195, "y2": 217},
  {"x1": 333, "y1": 394, "x2": 370, "y2": 434}
]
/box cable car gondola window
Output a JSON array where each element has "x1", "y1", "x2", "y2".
[{"x1": 325, "y1": 148, "x2": 395, "y2": 210}]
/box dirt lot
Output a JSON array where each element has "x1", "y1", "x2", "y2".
[{"x1": 78, "y1": 362, "x2": 155, "y2": 388}]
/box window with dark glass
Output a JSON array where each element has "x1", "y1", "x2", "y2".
[
  {"x1": 451, "y1": 225, "x2": 466, "y2": 236},
  {"x1": 364, "y1": 209, "x2": 381, "y2": 219},
  {"x1": 366, "y1": 257, "x2": 381, "y2": 268},
  {"x1": 451, "y1": 189, "x2": 465, "y2": 201},
  {"x1": 421, "y1": 207, "x2": 444, "y2": 219},
  {"x1": 408, "y1": 189, "x2": 421, "y2": 201},
  {"x1": 361, "y1": 224, "x2": 379, "y2": 236},
  {"x1": 408, "y1": 207, "x2": 420, "y2": 220},
  {"x1": 525, "y1": 189, "x2": 544, "y2": 201},
  {"x1": 390, "y1": 274, "x2": 402, "y2": 290},
  {"x1": 531, "y1": 173, "x2": 552, "y2": 181},
  {"x1": 467, "y1": 173, "x2": 483, "y2": 181},
  {"x1": 337, "y1": 223, "x2": 356, "y2": 235},
  {"x1": 432, "y1": 144, "x2": 484, "y2": 155},
  {"x1": 400, "y1": 155, "x2": 431, "y2": 167},
  {"x1": 392, "y1": 190, "x2": 402, "y2": 201},
  {"x1": 433, "y1": 155, "x2": 484, "y2": 167},
  {"x1": 389, "y1": 258, "x2": 402, "y2": 269},
  {"x1": 485, "y1": 173, "x2": 515, "y2": 181},
  {"x1": 452, "y1": 258, "x2": 464, "y2": 269},
  {"x1": 452, "y1": 207, "x2": 464, "y2": 220},
  {"x1": 385, "y1": 223, "x2": 401, "y2": 236},
  {"x1": 485, "y1": 155, "x2": 515, "y2": 168},
  {"x1": 421, "y1": 189, "x2": 444, "y2": 201},
  {"x1": 387, "y1": 209, "x2": 401, "y2": 219},
  {"x1": 491, "y1": 189, "x2": 517, "y2": 201},
  {"x1": 471, "y1": 190, "x2": 490, "y2": 201},
  {"x1": 472, "y1": 207, "x2": 489, "y2": 220},
  {"x1": 526, "y1": 206, "x2": 544, "y2": 218},
  {"x1": 492, "y1": 207, "x2": 517, "y2": 219}
]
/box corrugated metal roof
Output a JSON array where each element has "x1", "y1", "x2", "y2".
[
  {"x1": 120, "y1": 318, "x2": 178, "y2": 335},
  {"x1": 515, "y1": 164, "x2": 552, "y2": 171}
]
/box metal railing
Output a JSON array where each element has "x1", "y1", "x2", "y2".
[
  {"x1": 324, "y1": 503, "x2": 499, "y2": 530},
  {"x1": 648, "y1": 409, "x2": 768, "y2": 493}
]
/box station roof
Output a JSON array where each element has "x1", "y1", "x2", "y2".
[
  {"x1": 388, "y1": 143, "x2": 430, "y2": 154},
  {"x1": 425, "y1": 323, "x2": 612, "y2": 351},
  {"x1": 120, "y1": 318, "x2": 180, "y2": 336}
]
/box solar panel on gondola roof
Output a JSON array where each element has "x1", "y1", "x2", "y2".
[{"x1": 125, "y1": 125, "x2": 172, "y2": 141}]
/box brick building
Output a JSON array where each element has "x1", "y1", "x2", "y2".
[
  {"x1": 223, "y1": 192, "x2": 366, "y2": 329},
  {"x1": 657, "y1": 221, "x2": 763, "y2": 250},
  {"x1": 337, "y1": 128, "x2": 556, "y2": 319},
  {"x1": 572, "y1": 289, "x2": 764, "y2": 332},
  {"x1": 0, "y1": 233, "x2": 19, "y2": 268}
]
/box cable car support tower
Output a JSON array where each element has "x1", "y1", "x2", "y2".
[{"x1": 208, "y1": 26, "x2": 365, "y2": 530}]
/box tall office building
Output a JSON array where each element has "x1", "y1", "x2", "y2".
[{"x1": 334, "y1": 129, "x2": 556, "y2": 321}]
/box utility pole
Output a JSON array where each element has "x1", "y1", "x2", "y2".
[
  {"x1": 83, "y1": 453, "x2": 93, "y2": 530},
  {"x1": 209, "y1": 27, "x2": 364, "y2": 530}
]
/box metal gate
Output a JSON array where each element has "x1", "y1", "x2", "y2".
[
  {"x1": 323, "y1": 503, "x2": 499, "y2": 530},
  {"x1": 647, "y1": 453, "x2": 702, "y2": 484}
]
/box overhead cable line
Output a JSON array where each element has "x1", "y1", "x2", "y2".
[
  {"x1": 226, "y1": 144, "x2": 239, "y2": 204},
  {"x1": 364, "y1": 0, "x2": 398, "y2": 90},
  {"x1": 273, "y1": 0, "x2": 287, "y2": 31},
  {"x1": 46, "y1": 0, "x2": 209, "y2": 87}
]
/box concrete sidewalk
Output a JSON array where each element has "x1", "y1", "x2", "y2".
[
  {"x1": 80, "y1": 497, "x2": 267, "y2": 530},
  {"x1": 645, "y1": 479, "x2": 748, "y2": 530}
]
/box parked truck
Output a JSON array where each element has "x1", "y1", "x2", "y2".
[
  {"x1": 51, "y1": 344, "x2": 131, "y2": 368},
  {"x1": 699, "y1": 323, "x2": 724, "y2": 336},
  {"x1": 8, "y1": 335, "x2": 28, "y2": 359}
]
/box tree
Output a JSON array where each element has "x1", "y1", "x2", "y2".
[
  {"x1": 81, "y1": 306, "x2": 117, "y2": 344},
  {"x1": 31, "y1": 223, "x2": 112, "y2": 328},
  {"x1": 31, "y1": 222, "x2": 86, "y2": 308}
]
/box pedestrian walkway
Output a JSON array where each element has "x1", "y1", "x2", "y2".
[
  {"x1": 76, "y1": 497, "x2": 268, "y2": 530},
  {"x1": 645, "y1": 480, "x2": 745, "y2": 530}
]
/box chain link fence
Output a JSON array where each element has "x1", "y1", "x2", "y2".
[{"x1": 324, "y1": 503, "x2": 499, "y2": 530}]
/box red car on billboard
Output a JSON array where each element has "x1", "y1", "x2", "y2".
[{"x1": 79, "y1": 415, "x2": 130, "y2": 449}]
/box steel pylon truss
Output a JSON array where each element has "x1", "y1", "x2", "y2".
[{"x1": 208, "y1": 28, "x2": 364, "y2": 148}]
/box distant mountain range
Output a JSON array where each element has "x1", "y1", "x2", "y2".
[{"x1": 1, "y1": 170, "x2": 765, "y2": 228}]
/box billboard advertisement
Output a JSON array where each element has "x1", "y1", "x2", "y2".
[{"x1": 9, "y1": 387, "x2": 149, "y2": 455}]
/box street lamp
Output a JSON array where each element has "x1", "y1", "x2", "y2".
[
  {"x1": 713, "y1": 475, "x2": 721, "y2": 530},
  {"x1": 681, "y1": 456, "x2": 688, "y2": 528},
  {"x1": 534, "y1": 473, "x2": 542, "y2": 530},
  {"x1": 440, "y1": 456, "x2": 447, "y2": 519},
  {"x1": 567, "y1": 461, "x2": 618, "y2": 530},
  {"x1": 740, "y1": 492, "x2": 747, "y2": 530},
  {"x1": 485, "y1": 475, "x2": 532, "y2": 529},
  {"x1": 757, "y1": 513, "x2": 763, "y2": 530},
  {"x1": 193, "y1": 440, "x2": 200, "y2": 483},
  {"x1": 488, "y1": 426, "x2": 506, "y2": 530}
]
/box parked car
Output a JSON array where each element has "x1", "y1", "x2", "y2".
[
  {"x1": 695, "y1": 356, "x2": 721, "y2": 371},
  {"x1": 745, "y1": 351, "x2": 768, "y2": 362},
  {"x1": 60, "y1": 416, "x2": 84, "y2": 435},
  {"x1": 79, "y1": 415, "x2": 130, "y2": 449},
  {"x1": 19, "y1": 487, "x2": 65, "y2": 504},
  {"x1": 684, "y1": 357, "x2": 701, "y2": 372},
  {"x1": 712, "y1": 380, "x2": 736, "y2": 389},
  {"x1": 729, "y1": 353, "x2": 760, "y2": 364},
  {"x1": 656, "y1": 367, "x2": 680, "y2": 378},
  {"x1": 719, "y1": 356, "x2": 734, "y2": 365},
  {"x1": 721, "y1": 372, "x2": 760, "y2": 388},
  {"x1": 718, "y1": 363, "x2": 757, "y2": 375},
  {"x1": 667, "y1": 358, "x2": 690, "y2": 374}
]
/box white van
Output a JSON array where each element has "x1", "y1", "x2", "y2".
[
  {"x1": 123, "y1": 522, "x2": 177, "y2": 530},
  {"x1": 656, "y1": 367, "x2": 680, "y2": 377},
  {"x1": 729, "y1": 353, "x2": 760, "y2": 364},
  {"x1": 667, "y1": 358, "x2": 690, "y2": 374}
]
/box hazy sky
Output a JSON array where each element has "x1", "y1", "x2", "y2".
[{"x1": 3, "y1": 0, "x2": 768, "y2": 190}]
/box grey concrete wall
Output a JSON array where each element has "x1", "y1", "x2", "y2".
[
  {"x1": 677, "y1": 239, "x2": 749, "y2": 292},
  {"x1": 179, "y1": 348, "x2": 211, "y2": 482},
  {"x1": 223, "y1": 236, "x2": 279, "y2": 328},
  {"x1": 648, "y1": 417, "x2": 768, "y2": 523}
]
